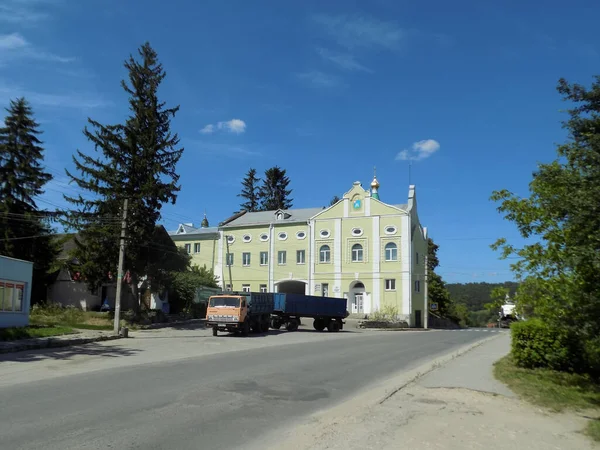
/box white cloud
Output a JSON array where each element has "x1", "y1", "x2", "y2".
[
  {"x1": 0, "y1": 0, "x2": 59, "y2": 24},
  {"x1": 396, "y1": 139, "x2": 440, "y2": 161},
  {"x1": 218, "y1": 118, "x2": 246, "y2": 134},
  {"x1": 0, "y1": 33, "x2": 27, "y2": 50},
  {"x1": 0, "y1": 80, "x2": 110, "y2": 109},
  {"x1": 200, "y1": 124, "x2": 215, "y2": 134},
  {"x1": 0, "y1": 32, "x2": 74, "y2": 63},
  {"x1": 296, "y1": 70, "x2": 344, "y2": 88},
  {"x1": 200, "y1": 119, "x2": 247, "y2": 135},
  {"x1": 313, "y1": 14, "x2": 405, "y2": 50},
  {"x1": 317, "y1": 48, "x2": 372, "y2": 73}
]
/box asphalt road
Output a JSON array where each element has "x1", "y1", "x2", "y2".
[{"x1": 0, "y1": 329, "x2": 494, "y2": 450}]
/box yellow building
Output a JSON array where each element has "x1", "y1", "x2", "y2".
[{"x1": 169, "y1": 179, "x2": 428, "y2": 327}]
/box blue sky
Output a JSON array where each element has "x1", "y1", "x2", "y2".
[{"x1": 1, "y1": 0, "x2": 598, "y2": 283}]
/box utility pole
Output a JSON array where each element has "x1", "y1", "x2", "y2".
[
  {"x1": 114, "y1": 198, "x2": 128, "y2": 335},
  {"x1": 225, "y1": 234, "x2": 233, "y2": 292}
]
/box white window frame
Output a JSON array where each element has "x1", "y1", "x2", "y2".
[
  {"x1": 0, "y1": 280, "x2": 25, "y2": 312},
  {"x1": 194, "y1": 243, "x2": 201, "y2": 254},
  {"x1": 296, "y1": 249, "x2": 306, "y2": 264},
  {"x1": 184, "y1": 243, "x2": 191, "y2": 254},
  {"x1": 296, "y1": 230, "x2": 306, "y2": 240},
  {"x1": 225, "y1": 284, "x2": 232, "y2": 292},
  {"x1": 351, "y1": 227, "x2": 363, "y2": 237},
  {"x1": 351, "y1": 243, "x2": 363, "y2": 262},
  {"x1": 259, "y1": 284, "x2": 267, "y2": 293},
  {"x1": 319, "y1": 229, "x2": 330, "y2": 238},
  {"x1": 278, "y1": 250, "x2": 287, "y2": 265},
  {"x1": 242, "y1": 252, "x2": 251, "y2": 266},
  {"x1": 226, "y1": 253, "x2": 234, "y2": 266},
  {"x1": 385, "y1": 242, "x2": 398, "y2": 261},
  {"x1": 241, "y1": 284, "x2": 251, "y2": 293},
  {"x1": 319, "y1": 245, "x2": 331, "y2": 263},
  {"x1": 278, "y1": 232, "x2": 288, "y2": 241},
  {"x1": 260, "y1": 233, "x2": 269, "y2": 242},
  {"x1": 242, "y1": 234, "x2": 252, "y2": 243},
  {"x1": 384, "y1": 225, "x2": 397, "y2": 235},
  {"x1": 385, "y1": 279, "x2": 396, "y2": 291},
  {"x1": 260, "y1": 251, "x2": 268, "y2": 266}
]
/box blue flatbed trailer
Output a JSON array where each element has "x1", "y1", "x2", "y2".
[{"x1": 270, "y1": 293, "x2": 349, "y2": 332}]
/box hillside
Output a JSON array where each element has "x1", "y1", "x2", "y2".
[{"x1": 446, "y1": 281, "x2": 519, "y2": 311}]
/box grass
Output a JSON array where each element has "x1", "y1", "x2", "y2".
[
  {"x1": 0, "y1": 325, "x2": 75, "y2": 341},
  {"x1": 30, "y1": 305, "x2": 113, "y2": 330},
  {"x1": 494, "y1": 355, "x2": 600, "y2": 441}
]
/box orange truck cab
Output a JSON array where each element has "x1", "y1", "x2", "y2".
[{"x1": 206, "y1": 293, "x2": 273, "y2": 336}]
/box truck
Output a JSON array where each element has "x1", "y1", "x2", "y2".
[
  {"x1": 498, "y1": 301, "x2": 519, "y2": 328},
  {"x1": 206, "y1": 292, "x2": 274, "y2": 336},
  {"x1": 270, "y1": 293, "x2": 349, "y2": 333}
]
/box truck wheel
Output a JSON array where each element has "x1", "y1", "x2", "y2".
[
  {"x1": 241, "y1": 321, "x2": 250, "y2": 337},
  {"x1": 271, "y1": 318, "x2": 282, "y2": 330},
  {"x1": 212, "y1": 327, "x2": 218, "y2": 337},
  {"x1": 313, "y1": 319, "x2": 326, "y2": 332},
  {"x1": 261, "y1": 320, "x2": 270, "y2": 333},
  {"x1": 286, "y1": 320, "x2": 299, "y2": 332},
  {"x1": 327, "y1": 320, "x2": 341, "y2": 332}
]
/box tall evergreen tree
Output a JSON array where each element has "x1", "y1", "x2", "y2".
[
  {"x1": 427, "y1": 238, "x2": 454, "y2": 318},
  {"x1": 237, "y1": 168, "x2": 261, "y2": 212},
  {"x1": 329, "y1": 195, "x2": 341, "y2": 206},
  {"x1": 259, "y1": 166, "x2": 293, "y2": 211},
  {"x1": 0, "y1": 97, "x2": 57, "y2": 303},
  {"x1": 62, "y1": 43, "x2": 183, "y2": 310}
]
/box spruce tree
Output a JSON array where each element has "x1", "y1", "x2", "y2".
[
  {"x1": 259, "y1": 166, "x2": 293, "y2": 211},
  {"x1": 237, "y1": 168, "x2": 261, "y2": 212},
  {"x1": 63, "y1": 43, "x2": 183, "y2": 309},
  {"x1": 0, "y1": 97, "x2": 57, "y2": 303}
]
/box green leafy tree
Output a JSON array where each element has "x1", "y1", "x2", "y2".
[
  {"x1": 0, "y1": 98, "x2": 58, "y2": 303},
  {"x1": 427, "y1": 238, "x2": 453, "y2": 317},
  {"x1": 491, "y1": 75, "x2": 600, "y2": 369},
  {"x1": 259, "y1": 166, "x2": 293, "y2": 211},
  {"x1": 237, "y1": 168, "x2": 261, "y2": 212},
  {"x1": 62, "y1": 43, "x2": 183, "y2": 311}
]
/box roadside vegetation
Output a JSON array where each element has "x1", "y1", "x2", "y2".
[
  {"x1": 495, "y1": 355, "x2": 600, "y2": 441},
  {"x1": 490, "y1": 74, "x2": 600, "y2": 441},
  {"x1": 30, "y1": 303, "x2": 113, "y2": 330},
  {"x1": 0, "y1": 325, "x2": 75, "y2": 341}
]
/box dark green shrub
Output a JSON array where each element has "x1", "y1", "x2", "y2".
[{"x1": 511, "y1": 319, "x2": 584, "y2": 372}]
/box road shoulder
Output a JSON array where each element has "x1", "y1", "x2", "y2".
[{"x1": 264, "y1": 333, "x2": 597, "y2": 450}]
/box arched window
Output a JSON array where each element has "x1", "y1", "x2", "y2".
[
  {"x1": 351, "y1": 243, "x2": 363, "y2": 262},
  {"x1": 385, "y1": 242, "x2": 398, "y2": 261},
  {"x1": 319, "y1": 245, "x2": 331, "y2": 263}
]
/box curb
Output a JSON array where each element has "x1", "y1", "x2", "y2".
[
  {"x1": 137, "y1": 318, "x2": 205, "y2": 330},
  {"x1": 0, "y1": 334, "x2": 123, "y2": 354}
]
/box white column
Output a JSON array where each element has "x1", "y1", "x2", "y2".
[
  {"x1": 308, "y1": 220, "x2": 314, "y2": 295},
  {"x1": 217, "y1": 231, "x2": 224, "y2": 288},
  {"x1": 365, "y1": 197, "x2": 371, "y2": 216},
  {"x1": 334, "y1": 218, "x2": 342, "y2": 298},
  {"x1": 372, "y1": 216, "x2": 380, "y2": 312},
  {"x1": 343, "y1": 198, "x2": 349, "y2": 217},
  {"x1": 269, "y1": 224, "x2": 275, "y2": 292},
  {"x1": 401, "y1": 214, "x2": 411, "y2": 321}
]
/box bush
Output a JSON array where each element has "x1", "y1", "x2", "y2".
[
  {"x1": 511, "y1": 319, "x2": 584, "y2": 373},
  {"x1": 370, "y1": 305, "x2": 400, "y2": 322}
]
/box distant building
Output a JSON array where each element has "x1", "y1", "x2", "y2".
[
  {"x1": 169, "y1": 178, "x2": 429, "y2": 327},
  {"x1": 0, "y1": 256, "x2": 33, "y2": 328}
]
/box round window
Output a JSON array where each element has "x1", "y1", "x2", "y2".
[
  {"x1": 242, "y1": 234, "x2": 252, "y2": 242},
  {"x1": 260, "y1": 233, "x2": 269, "y2": 241},
  {"x1": 296, "y1": 231, "x2": 306, "y2": 239},
  {"x1": 351, "y1": 228, "x2": 363, "y2": 236},
  {"x1": 278, "y1": 232, "x2": 288, "y2": 240},
  {"x1": 320, "y1": 229, "x2": 330, "y2": 238}
]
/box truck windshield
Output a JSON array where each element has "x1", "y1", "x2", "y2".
[{"x1": 209, "y1": 297, "x2": 240, "y2": 307}]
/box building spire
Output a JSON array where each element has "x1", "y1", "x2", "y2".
[
  {"x1": 370, "y1": 166, "x2": 380, "y2": 200},
  {"x1": 201, "y1": 210, "x2": 209, "y2": 228}
]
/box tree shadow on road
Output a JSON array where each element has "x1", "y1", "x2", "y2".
[{"x1": 0, "y1": 341, "x2": 142, "y2": 364}]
